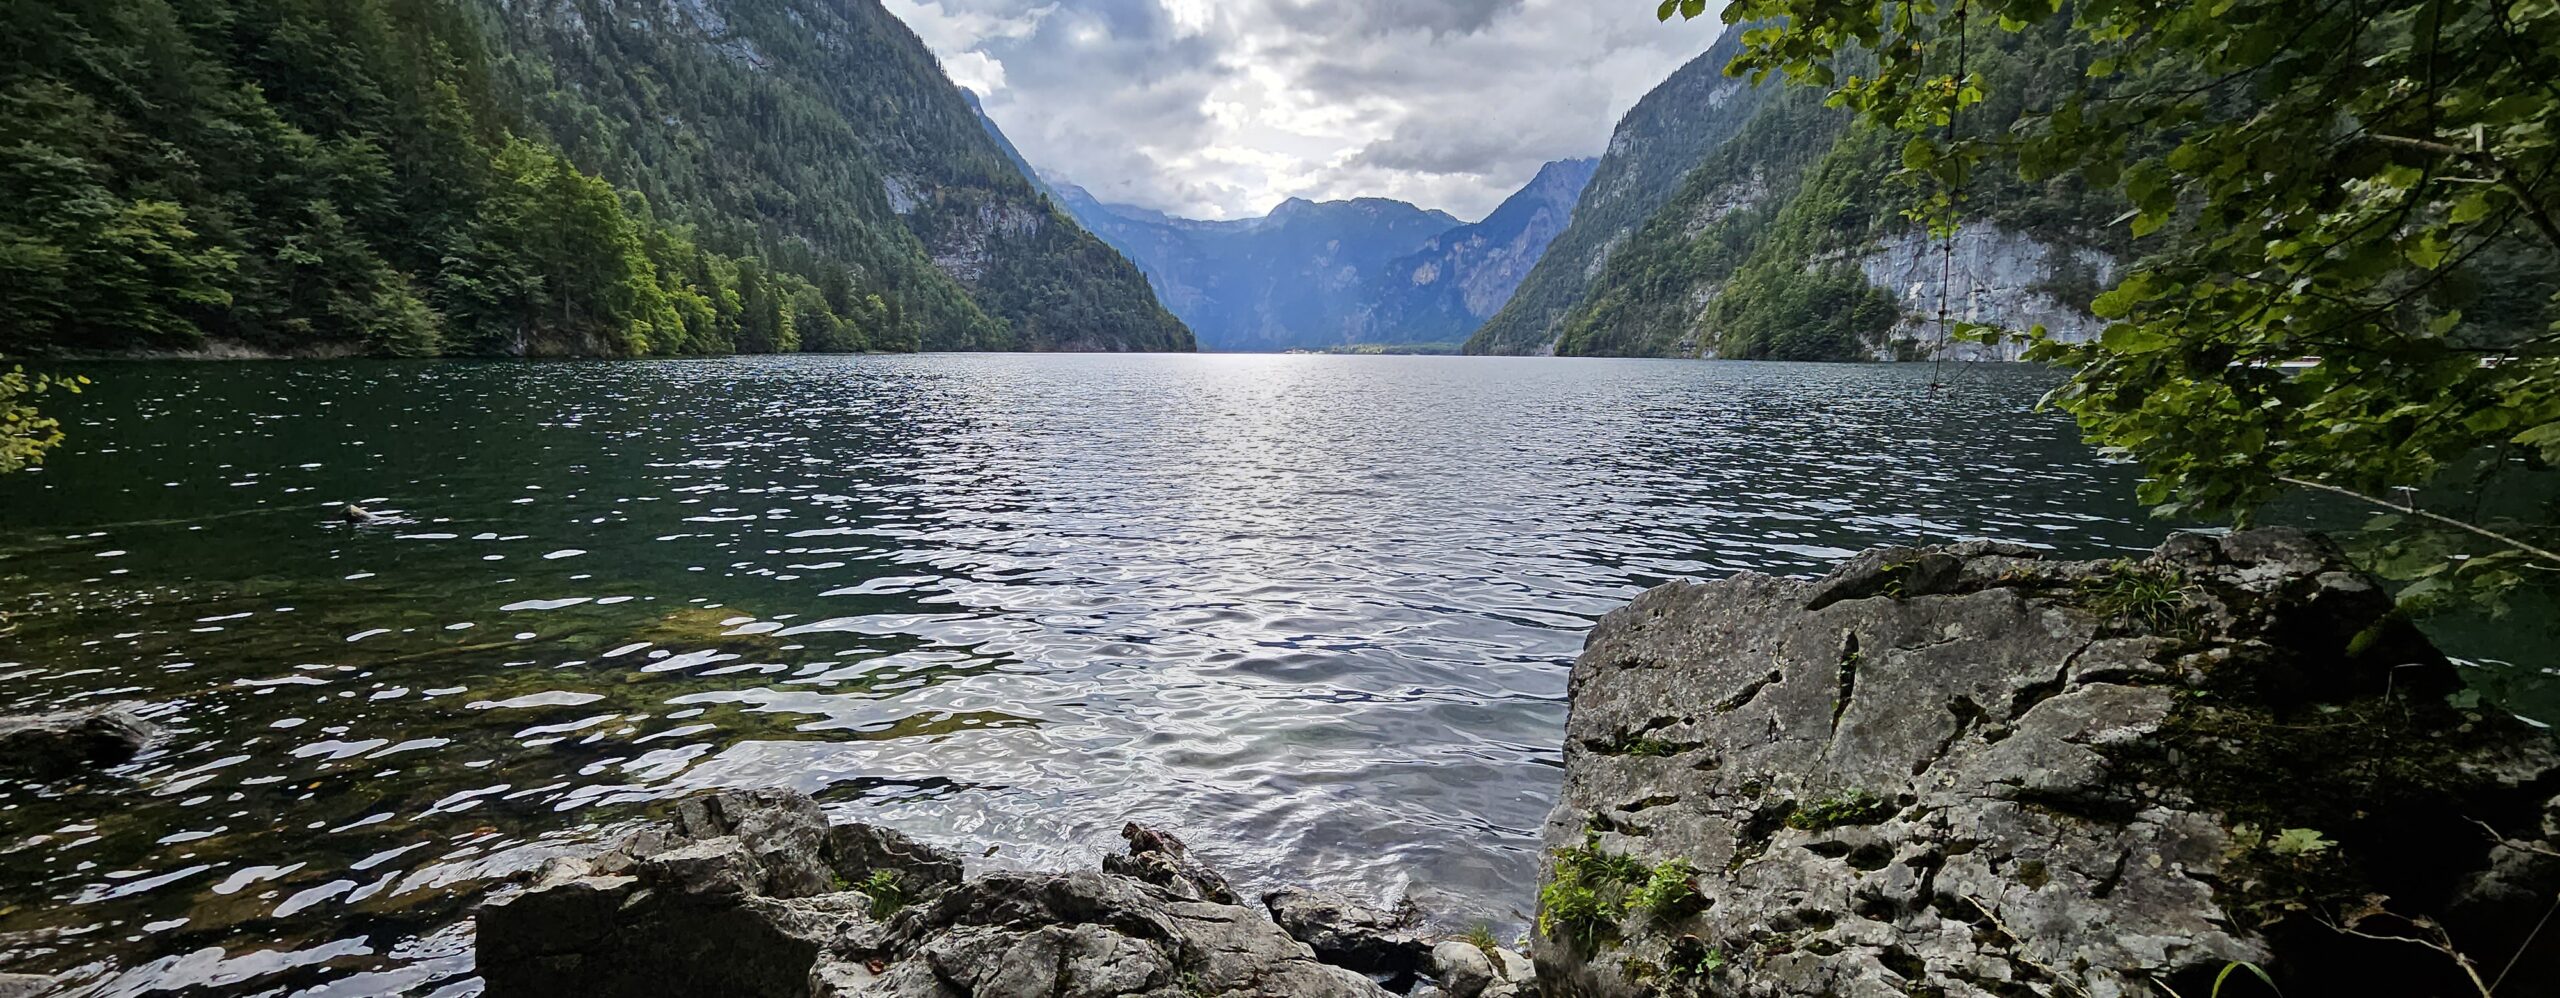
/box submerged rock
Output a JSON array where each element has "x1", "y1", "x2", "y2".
[
  {"x1": 0, "y1": 706, "x2": 157, "y2": 780},
  {"x1": 475, "y1": 790, "x2": 1397, "y2": 997},
  {"x1": 1534, "y1": 529, "x2": 2560, "y2": 998}
]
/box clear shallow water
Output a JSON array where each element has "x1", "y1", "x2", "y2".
[{"x1": 0, "y1": 354, "x2": 2297, "y2": 993}]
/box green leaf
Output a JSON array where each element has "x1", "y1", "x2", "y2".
[
  {"x1": 2267, "y1": 827, "x2": 2335, "y2": 856},
  {"x1": 2100, "y1": 323, "x2": 2173, "y2": 353}
]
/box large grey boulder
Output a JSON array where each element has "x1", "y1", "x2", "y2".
[
  {"x1": 0, "y1": 706, "x2": 156, "y2": 780},
  {"x1": 1263, "y1": 887, "x2": 1428, "y2": 976},
  {"x1": 1534, "y1": 529, "x2": 2560, "y2": 998},
  {"x1": 478, "y1": 788, "x2": 910, "y2": 998},
  {"x1": 476, "y1": 790, "x2": 1397, "y2": 998},
  {"x1": 863, "y1": 871, "x2": 1388, "y2": 997}
]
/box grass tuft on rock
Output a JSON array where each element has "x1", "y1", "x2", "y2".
[
  {"x1": 2079, "y1": 561, "x2": 2199, "y2": 633},
  {"x1": 861, "y1": 869, "x2": 907, "y2": 919}
]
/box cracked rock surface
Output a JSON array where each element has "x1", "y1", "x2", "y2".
[{"x1": 1534, "y1": 529, "x2": 2560, "y2": 998}]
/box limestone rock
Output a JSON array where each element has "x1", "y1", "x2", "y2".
[
  {"x1": 1100, "y1": 821, "x2": 1238, "y2": 904},
  {"x1": 830, "y1": 821, "x2": 966, "y2": 894},
  {"x1": 0, "y1": 974, "x2": 56, "y2": 997},
  {"x1": 866, "y1": 871, "x2": 1387, "y2": 997},
  {"x1": 477, "y1": 789, "x2": 1396, "y2": 998},
  {"x1": 1429, "y1": 941, "x2": 1497, "y2": 998},
  {"x1": 1534, "y1": 529, "x2": 2560, "y2": 998},
  {"x1": 0, "y1": 706, "x2": 157, "y2": 780},
  {"x1": 1262, "y1": 886, "x2": 1428, "y2": 976}
]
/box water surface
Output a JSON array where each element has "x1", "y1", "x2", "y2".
[{"x1": 0, "y1": 354, "x2": 2505, "y2": 996}]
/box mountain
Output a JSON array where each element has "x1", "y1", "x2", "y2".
[
  {"x1": 1465, "y1": 30, "x2": 1774, "y2": 355},
  {"x1": 0, "y1": 0, "x2": 1188, "y2": 359},
  {"x1": 1467, "y1": 22, "x2": 2128, "y2": 361},
  {"x1": 1344, "y1": 158, "x2": 1598, "y2": 346},
  {"x1": 966, "y1": 88, "x2": 1060, "y2": 206},
  {"x1": 481, "y1": 0, "x2": 1191, "y2": 353},
  {"x1": 1051, "y1": 187, "x2": 1465, "y2": 351}
]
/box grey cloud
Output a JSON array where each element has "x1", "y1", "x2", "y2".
[
  {"x1": 893, "y1": 0, "x2": 1723, "y2": 220},
  {"x1": 1259, "y1": 0, "x2": 1529, "y2": 38}
]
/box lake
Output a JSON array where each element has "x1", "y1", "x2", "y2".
[{"x1": 0, "y1": 354, "x2": 2535, "y2": 996}]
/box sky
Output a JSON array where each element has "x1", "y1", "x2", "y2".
[{"x1": 882, "y1": 0, "x2": 1727, "y2": 222}]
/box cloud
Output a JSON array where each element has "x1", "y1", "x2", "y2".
[{"x1": 885, "y1": 0, "x2": 1725, "y2": 221}]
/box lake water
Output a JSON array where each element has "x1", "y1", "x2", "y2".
[{"x1": 0, "y1": 354, "x2": 2535, "y2": 996}]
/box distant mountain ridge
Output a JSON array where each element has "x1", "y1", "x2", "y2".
[
  {"x1": 1046, "y1": 185, "x2": 1465, "y2": 351},
  {"x1": 1018, "y1": 159, "x2": 1595, "y2": 351},
  {"x1": 1347, "y1": 158, "x2": 1599, "y2": 346}
]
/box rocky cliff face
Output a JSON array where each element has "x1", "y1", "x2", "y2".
[
  {"x1": 1473, "y1": 22, "x2": 2129, "y2": 361},
  {"x1": 1848, "y1": 226, "x2": 2117, "y2": 361},
  {"x1": 1537, "y1": 530, "x2": 2560, "y2": 997}
]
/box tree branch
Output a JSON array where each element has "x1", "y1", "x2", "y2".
[
  {"x1": 2369, "y1": 133, "x2": 2560, "y2": 256},
  {"x1": 2278, "y1": 476, "x2": 2560, "y2": 569}
]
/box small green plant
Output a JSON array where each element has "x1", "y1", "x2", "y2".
[
  {"x1": 861, "y1": 869, "x2": 907, "y2": 918},
  {"x1": 1785, "y1": 789, "x2": 1896, "y2": 831},
  {"x1": 2081, "y1": 562, "x2": 2199, "y2": 633},
  {"x1": 2266, "y1": 828, "x2": 2335, "y2": 857},
  {"x1": 1537, "y1": 876, "x2": 1615, "y2": 951},
  {"x1": 1595, "y1": 731, "x2": 1686, "y2": 757},
  {"x1": 1626, "y1": 860, "x2": 1703, "y2": 920},
  {"x1": 1, "y1": 367, "x2": 88, "y2": 475},
  {"x1": 1462, "y1": 923, "x2": 1502, "y2": 962},
  {"x1": 1537, "y1": 829, "x2": 1668, "y2": 951},
  {"x1": 1667, "y1": 933, "x2": 1727, "y2": 980},
  {"x1": 1622, "y1": 737, "x2": 1682, "y2": 757}
]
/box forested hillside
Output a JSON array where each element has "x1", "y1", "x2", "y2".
[
  {"x1": 0, "y1": 0, "x2": 1188, "y2": 359},
  {"x1": 486, "y1": 0, "x2": 1188, "y2": 353},
  {"x1": 1466, "y1": 19, "x2": 2140, "y2": 360},
  {"x1": 1465, "y1": 30, "x2": 1771, "y2": 356},
  {"x1": 1542, "y1": 18, "x2": 2131, "y2": 360}
]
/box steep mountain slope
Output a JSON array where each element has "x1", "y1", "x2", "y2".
[
  {"x1": 481, "y1": 0, "x2": 1190, "y2": 352},
  {"x1": 1345, "y1": 158, "x2": 1598, "y2": 347},
  {"x1": 1465, "y1": 30, "x2": 1772, "y2": 355},
  {"x1": 1477, "y1": 20, "x2": 2131, "y2": 361},
  {"x1": 1053, "y1": 187, "x2": 1464, "y2": 351},
  {"x1": 0, "y1": 0, "x2": 1187, "y2": 358}
]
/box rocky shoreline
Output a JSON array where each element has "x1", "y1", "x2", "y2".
[
  {"x1": 453, "y1": 528, "x2": 2560, "y2": 997},
  {"x1": 7, "y1": 529, "x2": 2556, "y2": 996}
]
